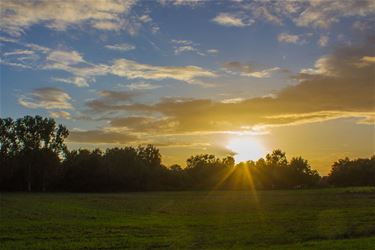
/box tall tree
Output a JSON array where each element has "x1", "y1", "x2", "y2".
[{"x1": 0, "y1": 116, "x2": 68, "y2": 191}]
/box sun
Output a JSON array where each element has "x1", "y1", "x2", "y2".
[{"x1": 226, "y1": 137, "x2": 267, "y2": 163}]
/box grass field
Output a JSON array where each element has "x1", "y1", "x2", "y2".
[{"x1": 1, "y1": 187, "x2": 375, "y2": 249}]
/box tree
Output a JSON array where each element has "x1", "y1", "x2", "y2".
[
  {"x1": 0, "y1": 116, "x2": 68, "y2": 191},
  {"x1": 289, "y1": 157, "x2": 320, "y2": 187},
  {"x1": 328, "y1": 156, "x2": 375, "y2": 187}
]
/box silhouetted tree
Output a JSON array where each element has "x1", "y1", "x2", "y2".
[
  {"x1": 0, "y1": 116, "x2": 68, "y2": 191},
  {"x1": 328, "y1": 156, "x2": 375, "y2": 186}
]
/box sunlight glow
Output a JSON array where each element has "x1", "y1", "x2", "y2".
[{"x1": 226, "y1": 137, "x2": 267, "y2": 162}]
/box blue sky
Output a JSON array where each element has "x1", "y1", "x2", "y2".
[{"x1": 1, "y1": 0, "x2": 374, "y2": 174}]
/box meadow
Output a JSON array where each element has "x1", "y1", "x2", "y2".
[{"x1": 1, "y1": 187, "x2": 375, "y2": 250}]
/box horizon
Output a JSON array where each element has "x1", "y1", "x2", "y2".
[{"x1": 1, "y1": 0, "x2": 374, "y2": 175}]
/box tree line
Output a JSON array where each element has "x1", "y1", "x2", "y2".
[{"x1": 1, "y1": 116, "x2": 374, "y2": 192}]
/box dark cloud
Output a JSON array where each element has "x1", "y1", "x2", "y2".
[
  {"x1": 18, "y1": 87, "x2": 73, "y2": 110},
  {"x1": 68, "y1": 130, "x2": 137, "y2": 144}
]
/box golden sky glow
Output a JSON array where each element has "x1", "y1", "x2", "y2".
[{"x1": 1, "y1": 0, "x2": 374, "y2": 175}]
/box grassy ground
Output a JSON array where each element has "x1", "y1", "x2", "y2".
[{"x1": 1, "y1": 187, "x2": 375, "y2": 249}]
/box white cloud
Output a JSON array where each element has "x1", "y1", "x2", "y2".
[
  {"x1": 212, "y1": 13, "x2": 251, "y2": 27},
  {"x1": 52, "y1": 77, "x2": 90, "y2": 88},
  {"x1": 278, "y1": 33, "x2": 301, "y2": 44},
  {"x1": 318, "y1": 35, "x2": 329, "y2": 47},
  {"x1": 110, "y1": 59, "x2": 216, "y2": 85},
  {"x1": 206, "y1": 49, "x2": 219, "y2": 54},
  {"x1": 3, "y1": 50, "x2": 34, "y2": 56},
  {"x1": 221, "y1": 97, "x2": 244, "y2": 104},
  {"x1": 105, "y1": 43, "x2": 136, "y2": 52},
  {"x1": 217, "y1": 1, "x2": 374, "y2": 30},
  {"x1": 139, "y1": 14, "x2": 152, "y2": 23},
  {"x1": 159, "y1": 0, "x2": 204, "y2": 7},
  {"x1": 243, "y1": 67, "x2": 281, "y2": 78},
  {"x1": 18, "y1": 88, "x2": 73, "y2": 110},
  {"x1": 49, "y1": 111, "x2": 71, "y2": 120},
  {"x1": 294, "y1": 0, "x2": 375, "y2": 29},
  {"x1": 0, "y1": 0, "x2": 137, "y2": 36},
  {"x1": 222, "y1": 61, "x2": 281, "y2": 78},
  {"x1": 127, "y1": 82, "x2": 161, "y2": 90},
  {"x1": 174, "y1": 45, "x2": 198, "y2": 54},
  {"x1": 47, "y1": 50, "x2": 84, "y2": 65},
  {"x1": 171, "y1": 39, "x2": 216, "y2": 56}
]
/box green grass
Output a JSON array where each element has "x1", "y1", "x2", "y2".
[{"x1": 1, "y1": 187, "x2": 375, "y2": 249}]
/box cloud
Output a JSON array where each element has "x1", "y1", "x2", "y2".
[
  {"x1": 0, "y1": 0, "x2": 137, "y2": 36},
  {"x1": 0, "y1": 38, "x2": 51, "y2": 69},
  {"x1": 68, "y1": 130, "x2": 137, "y2": 144},
  {"x1": 110, "y1": 58, "x2": 216, "y2": 85},
  {"x1": 218, "y1": 1, "x2": 374, "y2": 29},
  {"x1": 83, "y1": 40, "x2": 374, "y2": 136},
  {"x1": 139, "y1": 14, "x2": 152, "y2": 23},
  {"x1": 278, "y1": 33, "x2": 301, "y2": 44},
  {"x1": 221, "y1": 98, "x2": 244, "y2": 104},
  {"x1": 159, "y1": 0, "x2": 204, "y2": 7},
  {"x1": 109, "y1": 116, "x2": 179, "y2": 133},
  {"x1": 49, "y1": 111, "x2": 71, "y2": 120},
  {"x1": 174, "y1": 45, "x2": 199, "y2": 55},
  {"x1": 171, "y1": 39, "x2": 216, "y2": 56},
  {"x1": 86, "y1": 90, "x2": 139, "y2": 112},
  {"x1": 18, "y1": 87, "x2": 73, "y2": 110},
  {"x1": 3, "y1": 50, "x2": 34, "y2": 56},
  {"x1": 222, "y1": 61, "x2": 282, "y2": 78},
  {"x1": 47, "y1": 50, "x2": 84, "y2": 65},
  {"x1": 52, "y1": 77, "x2": 89, "y2": 88},
  {"x1": 294, "y1": 0, "x2": 375, "y2": 29},
  {"x1": 105, "y1": 43, "x2": 136, "y2": 52},
  {"x1": 252, "y1": 6, "x2": 282, "y2": 25},
  {"x1": 212, "y1": 13, "x2": 252, "y2": 27},
  {"x1": 41, "y1": 47, "x2": 215, "y2": 87},
  {"x1": 126, "y1": 82, "x2": 161, "y2": 90},
  {"x1": 361, "y1": 56, "x2": 375, "y2": 63},
  {"x1": 206, "y1": 49, "x2": 219, "y2": 54},
  {"x1": 318, "y1": 35, "x2": 329, "y2": 47}
]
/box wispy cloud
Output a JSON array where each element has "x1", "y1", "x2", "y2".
[
  {"x1": 83, "y1": 40, "x2": 375, "y2": 135},
  {"x1": 277, "y1": 32, "x2": 301, "y2": 44},
  {"x1": 105, "y1": 43, "x2": 136, "y2": 52},
  {"x1": 0, "y1": 0, "x2": 137, "y2": 36},
  {"x1": 49, "y1": 111, "x2": 71, "y2": 120},
  {"x1": 126, "y1": 82, "x2": 161, "y2": 90},
  {"x1": 213, "y1": 1, "x2": 374, "y2": 30},
  {"x1": 171, "y1": 39, "x2": 218, "y2": 56},
  {"x1": 110, "y1": 58, "x2": 216, "y2": 85},
  {"x1": 52, "y1": 77, "x2": 90, "y2": 88},
  {"x1": 222, "y1": 61, "x2": 282, "y2": 78},
  {"x1": 47, "y1": 50, "x2": 84, "y2": 65},
  {"x1": 318, "y1": 35, "x2": 329, "y2": 47},
  {"x1": 18, "y1": 88, "x2": 73, "y2": 110},
  {"x1": 68, "y1": 129, "x2": 137, "y2": 144},
  {"x1": 212, "y1": 13, "x2": 253, "y2": 27}
]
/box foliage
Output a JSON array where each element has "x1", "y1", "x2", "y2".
[
  {"x1": 328, "y1": 156, "x2": 375, "y2": 187},
  {"x1": 0, "y1": 116, "x2": 68, "y2": 191},
  {"x1": 1, "y1": 116, "x2": 373, "y2": 192}
]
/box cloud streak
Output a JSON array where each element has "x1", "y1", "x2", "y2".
[
  {"x1": 82, "y1": 40, "x2": 374, "y2": 137},
  {"x1": 0, "y1": 0, "x2": 137, "y2": 36},
  {"x1": 18, "y1": 88, "x2": 73, "y2": 110}
]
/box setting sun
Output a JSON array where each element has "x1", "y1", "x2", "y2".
[{"x1": 226, "y1": 138, "x2": 267, "y2": 163}]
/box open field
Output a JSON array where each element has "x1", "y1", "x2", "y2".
[{"x1": 1, "y1": 187, "x2": 375, "y2": 249}]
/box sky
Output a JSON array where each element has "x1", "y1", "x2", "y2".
[{"x1": 0, "y1": 0, "x2": 374, "y2": 175}]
